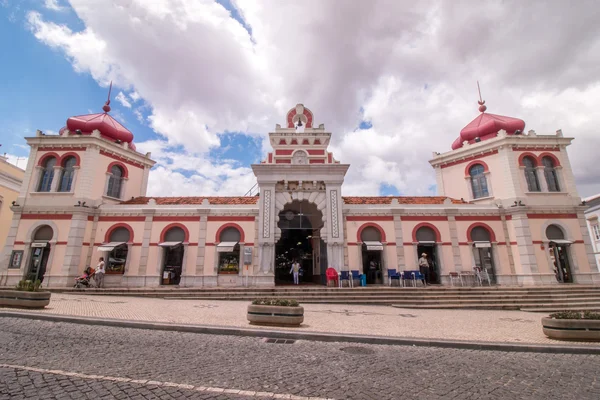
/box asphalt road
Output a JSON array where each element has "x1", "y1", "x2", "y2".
[{"x1": 0, "y1": 317, "x2": 599, "y2": 400}]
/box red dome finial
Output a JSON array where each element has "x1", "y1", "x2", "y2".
[
  {"x1": 477, "y1": 81, "x2": 487, "y2": 113},
  {"x1": 102, "y1": 81, "x2": 112, "y2": 113}
]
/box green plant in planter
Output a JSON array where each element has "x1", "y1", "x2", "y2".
[
  {"x1": 16, "y1": 279, "x2": 42, "y2": 292},
  {"x1": 549, "y1": 310, "x2": 600, "y2": 320},
  {"x1": 252, "y1": 298, "x2": 299, "y2": 307}
]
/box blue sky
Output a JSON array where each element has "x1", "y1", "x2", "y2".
[{"x1": 0, "y1": 0, "x2": 262, "y2": 178}]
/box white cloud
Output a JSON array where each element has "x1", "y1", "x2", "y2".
[
  {"x1": 129, "y1": 91, "x2": 141, "y2": 102},
  {"x1": 133, "y1": 108, "x2": 145, "y2": 124},
  {"x1": 3, "y1": 153, "x2": 28, "y2": 170},
  {"x1": 44, "y1": 0, "x2": 64, "y2": 11},
  {"x1": 115, "y1": 91, "x2": 132, "y2": 108},
  {"x1": 24, "y1": 0, "x2": 600, "y2": 197},
  {"x1": 135, "y1": 139, "x2": 256, "y2": 196}
]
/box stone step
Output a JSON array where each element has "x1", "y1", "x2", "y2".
[
  {"x1": 159, "y1": 291, "x2": 600, "y2": 299},
  {"x1": 51, "y1": 287, "x2": 600, "y2": 296},
  {"x1": 161, "y1": 293, "x2": 600, "y2": 302},
  {"x1": 396, "y1": 300, "x2": 600, "y2": 310},
  {"x1": 49, "y1": 285, "x2": 600, "y2": 294},
  {"x1": 520, "y1": 305, "x2": 600, "y2": 312},
  {"x1": 162, "y1": 295, "x2": 600, "y2": 306}
]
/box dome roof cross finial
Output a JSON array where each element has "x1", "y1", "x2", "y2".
[
  {"x1": 102, "y1": 81, "x2": 113, "y2": 113},
  {"x1": 477, "y1": 80, "x2": 487, "y2": 113}
]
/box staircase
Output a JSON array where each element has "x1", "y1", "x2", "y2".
[{"x1": 50, "y1": 285, "x2": 600, "y2": 312}]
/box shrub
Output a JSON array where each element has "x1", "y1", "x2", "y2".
[
  {"x1": 549, "y1": 311, "x2": 600, "y2": 320},
  {"x1": 252, "y1": 298, "x2": 299, "y2": 307},
  {"x1": 16, "y1": 279, "x2": 42, "y2": 292}
]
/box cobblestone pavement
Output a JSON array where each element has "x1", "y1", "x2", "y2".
[
  {"x1": 1, "y1": 318, "x2": 600, "y2": 400},
  {"x1": 8, "y1": 293, "x2": 600, "y2": 346}
]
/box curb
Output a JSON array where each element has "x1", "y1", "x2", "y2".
[{"x1": 1, "y1": 311, "x2": 599, "y2": 355}]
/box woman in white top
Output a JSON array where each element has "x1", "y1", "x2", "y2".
[
  {"x1": 95, "y1": 257, "x2": 106, "y2": 288},
  {"x1": 289, "y1": 259, "x2": 301, "y2": 285}
]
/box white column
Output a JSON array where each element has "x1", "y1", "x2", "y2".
[
  {"x1": 512, "y1": 212, "x2": 538, "y2": 284},
  {"x1": 137, "y1": 213, "x2": 154, "y2": 285},
  {"x1": 536, "y1": 166, "x2": 548, "y2": 192},
  {"x1": 50, "y1": 166, "x2": 63, "y2": 192},
  {"x1": 325, "y1": 184, "x2": 344, "y2": 270},
  {"x1": 392, "y1": 212, "x2": 406, "y2": 271}
]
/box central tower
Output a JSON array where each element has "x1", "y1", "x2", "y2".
[{"x1": 251, "y1": 104, "x2": 349, "y2": 285}]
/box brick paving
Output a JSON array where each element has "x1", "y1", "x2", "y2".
[
  {"x1": 4, "y1": 293, "x2": 600, "y2": 346},
  {"x1": 1, "y1": 318, "x2": 599, "y2": 399}
]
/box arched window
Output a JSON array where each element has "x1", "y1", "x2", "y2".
[
  {"x1": 38, "y1": 157, "x2": 57, "y2": 192},
  {"x1": 33, "y1": 225, "x2": 54, "y2": 241},
  {"x1": 416, "y1": 226, "x2": 437, "y2": 242},
  {"x1": 546, "y1": 224, "x2": 565, "y2": 241},
  {"x1": 522, "y1": 156, "x2": 540, "y2": 192},
  {"x1": 164, "y1": 227, "x2": 186, "y2": 243},
  {"x1": 471, "y1": 226, "x2": 491, "y2": 242},
  {"x1": 58, "y1": 156, "x2": 77, "y2": 192},
  {"x1": 360, "y1": 227, "x2": 382, "y2": 242},
  {"x1": 107, "y1": 165, "x2": 124, "y2": 198},
  {"x1": 469, "y1": 164, "x2": 489, "y2": 199},
  {"x1": 542, "y1": 156, "x2": 560, "y2": 192}
]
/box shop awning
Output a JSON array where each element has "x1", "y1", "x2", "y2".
[
  {"x1": 474, "y1": 242, "x2": 492, "y2": 248},
  {"x1": 363, "y1": 241, "x2": 383, "y2": 251},
  {"x1": 418, "y1": 241, "x2": 436, "y2": 245},
  {"x1": 551, "y1": 240, "x2": 573, "y2": 245},
  {"x1": 217, "y1": 241, "x2": 238, "y2": 252},
  {"x1": 97, "y1": 242, "x2": 126, "y2": 252},
  {"x1": 158, "y1": 241, "x2": 182, "y2": 247},
  {"x1": 31, "y1": 242, "x2": 48, "y2": 248}
]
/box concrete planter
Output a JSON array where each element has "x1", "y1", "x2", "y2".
[
  {"x1": 0, "y1": 290, "x2": 51, "y2": 309},
  {"x1": 247, "y1": 304, "x2": 304, "y2": 327},
  {"x1": 542, "y1": 317, "x2": 600, "y2": 341}
]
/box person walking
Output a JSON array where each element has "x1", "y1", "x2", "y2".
[
  {"x1": 289, "y1": 259, "x2": 301, "y2": 285},
  {"x1": 95, "y1": 257, "x2": 106, "y2": 288},
  {"x1": 418, "y1": 253, "x2": 430, "y2": 285}
]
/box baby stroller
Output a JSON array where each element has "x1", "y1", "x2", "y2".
[{"x1": 74, "y1": 267, "x2": 97, "y2": 288}]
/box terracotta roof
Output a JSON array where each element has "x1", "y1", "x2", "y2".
[
  {"x1": 342, "y1": 196, "x2": 466, "y2": 205},
  {"x1": 120, "y1": 196, "x2": 260, "y2": 205}
]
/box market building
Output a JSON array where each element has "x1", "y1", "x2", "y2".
[
  {"x1": 584, "y1": 193, "x2": 600, "y2": 270},
  {"x1": 1, "y1": 98, "x2": 599, "y2": 288},
  {"x1": 0, "y1": 155, "x2": 25, "y2": 270}
]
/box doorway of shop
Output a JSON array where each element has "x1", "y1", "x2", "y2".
[
  {"x1": 546, "y1": 224, "x2": 573, "y2": 283},
  {"x1": 275, "y1": 200, "x2": 325, "y2": 285},
  {"x1": 360, "y1": 226, "x2": 384, "y2": 284},
  {"x1": 417, "y1": 244, "x2": 440, "y2": 284},
  {"x1": 27, "y1": 225, "x2": 53, "y2": 283}
]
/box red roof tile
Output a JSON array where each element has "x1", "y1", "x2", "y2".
[
  {"x1": 342, "y1": 196, "x2": 466, "y2": 205},
  {"x1": 120, "y1": 196, "x2": 259, "y2": 205}
]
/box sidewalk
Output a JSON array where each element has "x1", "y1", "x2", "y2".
[{"x1": 2, "y1": 293, "x2": 599, "y2": 350}]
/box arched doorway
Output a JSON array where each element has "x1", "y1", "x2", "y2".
[
  {"x1": 27, "y1": 225, "x2": 53, "y2": 282},
  {"x1": 160, "y1": 226, "x2": 186, "y2": 285},
  {"x1": 275, "y1": 200, "x2": 324, "y2": 285},
  {"x1": 546, "y1": 224, "x2": 573, "y2": 283},
  {"x1": 217, "y1": 226, "x2": 242, "y2": 275},
  {"x1": 470, "y1": 225, "x2": 497, "y2": 284},
  {"x1": 415, "y1": 225, "x2": 441, "y2": 284},
  {"x1": 99, "y1": 226, "x2": 131, "y2": 274},
  {"x1": 360, "y1": 226, "x2": 384, "y2": 284}
]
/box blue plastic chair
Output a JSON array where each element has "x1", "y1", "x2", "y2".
[
  {"x1": 340, "y1": 271, "x2": 352, "y2": 288},
  {"x1": 351, "y1": 270, "x2": 361, "y2": 287},
  {"x1": 402, "y1": 271, "x2": 416, "y2": 287},
  {"x1": 387, "y1": 269, "x2": 401, "y2": 287},
  {"x1": 412, "y1": 271, "x2": 426, "y2": 287}
]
